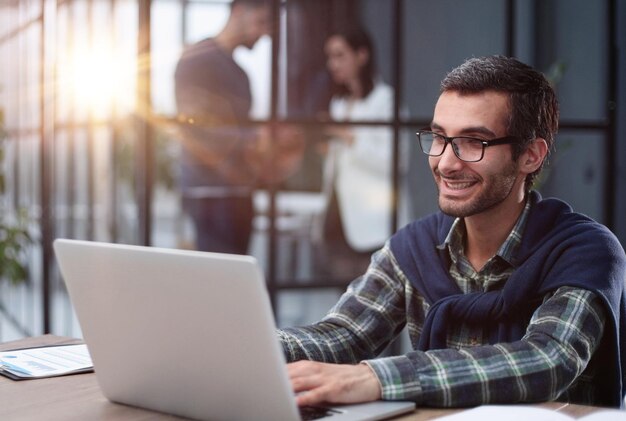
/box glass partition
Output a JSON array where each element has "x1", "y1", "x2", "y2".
[{"x1": 0, "y1": 0, "x2": 620, "y2": 342}]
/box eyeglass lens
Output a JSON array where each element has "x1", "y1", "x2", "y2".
[{"x1": 419, "y1": 132, "x2": 484, "y2": 162}]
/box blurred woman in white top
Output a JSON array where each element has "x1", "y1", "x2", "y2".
[{"x1": 319, "y1": 25, "x2": 393, "y2": 276}]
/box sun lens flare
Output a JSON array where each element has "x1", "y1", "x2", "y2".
[{"x1": 59, "y1": 45, "x2": 135, "y2": 118}]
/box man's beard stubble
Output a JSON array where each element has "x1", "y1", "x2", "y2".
[{"x1": 436, "y1": 160, "x2": 520, "y2": 218}]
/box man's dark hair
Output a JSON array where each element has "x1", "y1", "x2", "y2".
[
  {"x1": 441, "y1": 55, "x2": 559, "y2": 193},
  {"x1": 328, "y1": 25, "x2": 376, "y2": 99}
]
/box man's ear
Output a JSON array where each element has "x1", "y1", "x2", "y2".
[{"x1": 520, "y1": 138, "x2": 548, "y2": 174}]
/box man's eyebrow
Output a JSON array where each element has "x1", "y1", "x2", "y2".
[
  {"x1": 430, "y1": 122, "x2": 443, "y2": 131},
  {"x1": 429, "y1": 122, "x2": 497, "y2": 138}
]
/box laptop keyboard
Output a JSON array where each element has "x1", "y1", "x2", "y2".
[{"x1": 299, "y1": 405, "x2": 342, "y2": 420}]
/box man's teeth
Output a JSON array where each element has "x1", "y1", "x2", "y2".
[{"x1": 446, "y1": 180, "x2": 474, "y2": 189}]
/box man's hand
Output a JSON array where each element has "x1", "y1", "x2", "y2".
[
  {"x1": 287, "y1": 360, "x2": 382, "y2": 406},
  {"x1": 247, "y1": 123, "x2": 305, "y2": 183}
]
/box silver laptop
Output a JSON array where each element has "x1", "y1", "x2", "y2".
[{"x1": 53, "y1": 239, "x2": 415, "y2": 421}]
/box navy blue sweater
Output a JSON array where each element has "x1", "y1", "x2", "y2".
[{"x1": 390, "y1": 191, "x2": 626, "y2": 407}]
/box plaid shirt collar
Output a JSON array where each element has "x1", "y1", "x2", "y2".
[{"x1": 438, "y1": 196, "x2": 533, "y2": 267}]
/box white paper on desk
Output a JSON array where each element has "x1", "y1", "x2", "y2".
[
  {"x1": 0, "y1": 344, "x2": 92, "y2": 379},
  {"x1": 436, "y1": 405, "x2": 625, "y2": 421}
]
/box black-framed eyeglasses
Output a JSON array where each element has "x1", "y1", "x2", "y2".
[{"x1": 416, "y1": 129, "x2": 520, "y2": 162}]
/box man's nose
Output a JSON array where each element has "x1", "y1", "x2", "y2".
[{"x1": 436, "y1": 143, "x2": 464, "y2": 172}]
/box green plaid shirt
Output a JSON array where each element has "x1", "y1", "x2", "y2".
[{"x1": 278, "y1": 200, "x2": 606, "y2": 406}]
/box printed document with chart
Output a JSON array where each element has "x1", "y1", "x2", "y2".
[{"x1": 0, "y1": 344, "x2": 93, "y2": 380}]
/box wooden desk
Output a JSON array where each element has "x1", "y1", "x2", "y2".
[{"x1": 0, "y1": 336, "x2": 617, "y2": 420}]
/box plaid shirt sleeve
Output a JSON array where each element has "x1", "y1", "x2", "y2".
[
  {"x1": 365, "y1": 286, "x2": 606, "y2": 406},
  {"x1": 278, "y1": 244, "x2": 607, "y2": 407},
  {"x1": 278, "y1": 244, "x2": 408, "y2": 364}
]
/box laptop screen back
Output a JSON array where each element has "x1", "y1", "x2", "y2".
[{"x1": 54, "y1": 239, "x2": 301, "y2": 420}]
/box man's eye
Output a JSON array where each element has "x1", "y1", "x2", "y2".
[{"x1": 459, "y1": 138, "x2": 484, "y2": 149}]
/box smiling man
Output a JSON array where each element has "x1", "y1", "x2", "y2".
[{"x1": 278, "y1": 56, "x2": 626, "y2": 408}]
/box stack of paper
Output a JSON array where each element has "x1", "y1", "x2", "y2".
[
  {"x1": 0, "y1": 344, "x2": 93, "y2": 380},
  {"x1": 437, "y1": 405, "x2": 625, "y2": 421}
]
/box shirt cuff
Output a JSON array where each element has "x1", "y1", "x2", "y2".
[{"x1": 362, "y1": 355, "x2": 423, "y2": 402}]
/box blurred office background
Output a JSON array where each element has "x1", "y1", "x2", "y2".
[{"x1": 1, "y1": 0, "x2": 625, "y2": 342}]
